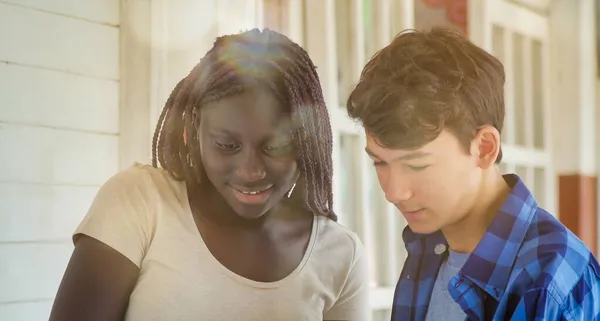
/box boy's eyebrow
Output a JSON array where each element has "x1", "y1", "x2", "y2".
[{"x1": 364, "y1": 147, "x2": 431, "y2": 161}]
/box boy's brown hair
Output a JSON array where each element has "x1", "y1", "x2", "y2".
[{"x1": 346, "y1": 27, "x2": 506, "y2": 163}]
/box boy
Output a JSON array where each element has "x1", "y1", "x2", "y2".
[{"x1": 346, "y1": 28, "x2": 600, "y2": 320}]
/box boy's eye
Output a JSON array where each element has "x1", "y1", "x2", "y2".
[{"x1": 407, "y1": 165, "x2": 429, "y2": 172}]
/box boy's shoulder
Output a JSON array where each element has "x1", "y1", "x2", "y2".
[{"x1": 510, "y1": 207, "x2": 600, "y2": 301}]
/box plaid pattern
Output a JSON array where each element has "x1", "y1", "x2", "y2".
[{"x1": 391, "y1": 174, "x2": 600, "y2": 321}]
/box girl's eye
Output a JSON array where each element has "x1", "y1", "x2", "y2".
[
  {"x1": 263, "y1": 143, "x2": 293, "y2": 156},
  {"x1": 215, "y1": 141, "x2": 240, "y2": 152}
]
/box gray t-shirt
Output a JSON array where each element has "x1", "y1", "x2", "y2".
[{"x1": 425, "y1": 249, "x2": 470, "y2": 321}]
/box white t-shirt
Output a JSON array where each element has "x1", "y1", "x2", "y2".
[{"x1": 74, "y1": 163, "x2": 370, "y2": 321}]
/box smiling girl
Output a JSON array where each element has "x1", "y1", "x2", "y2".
[{"x1": 49, "y1": 28, "x2": 369, "y2": 321}]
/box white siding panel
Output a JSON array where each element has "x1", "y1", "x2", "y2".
[
  {"x1": 0, "y1": 63, "x2": 119, "y2": 133},
  {"x1": 0, "y1": 183, "x2": 99, "y2": 242},
  {"x1": 0, "y1": 0, "x2": 120, "y2": 319},
  {"x1": 0, "y1": 2, "x2": 119, "y2": 79},
  {"x1": 0, "y1": 0, "x2": 119, "y2": 25},
  {"x1": 0, "y1": 300, "x2": 53, "y2": 321},
  {"x1": 0, "y1": 242, "x2": 72, "y2": 303},
  {"x1": 0, "y1": 123, "x2": 118, "y2": 186}
]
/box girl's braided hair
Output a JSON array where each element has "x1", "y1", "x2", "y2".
[{"x1": 151, "y1": 28, "x2": 336, "y2": 220}]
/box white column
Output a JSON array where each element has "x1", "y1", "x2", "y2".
[
  {"x1": 261, "y1": 0, "x2": 304, "y2": 46},
  {"x1": 119, "y1": 0, "x2": 155, "y2": 168},
  {"x1": 549, "y1": 0, "x2": 598, "y2": 254},
  {"x1": 576, "y1": 0, "x2": 597, "y2": 176},
  {"x1": 395, "y1": 0, "x2": 415, "y2": 32},
  {"x1": 286, "y1": 0, "x2": 305, "y2": 46},
  {"x1": 217, "y1": 0, "x2": 262, "y2": 35},
  {"x1": 119, "y1": 0, "x2": 222, "y2": 168},
  {"x1": 574, "y1": 0, "x2": 598, "y2": 255},
  {"x1": 467, "y1": 0, "x2": 488, "y2": 48},
  {"x1": 549, "y1": 0, "x2": 597, "y2": 176}
]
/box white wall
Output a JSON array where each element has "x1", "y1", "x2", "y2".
[{"x1": 0, "y1": 1, "x2": 120, "y2": 320}]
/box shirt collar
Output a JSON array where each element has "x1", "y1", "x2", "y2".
[{"x1": 402, "y1": 174, "x2": 538, "y2": 300}]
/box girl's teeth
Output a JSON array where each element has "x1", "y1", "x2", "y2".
[{"x1": 236, "y1": 185, "x2": 273, "y2": 195}]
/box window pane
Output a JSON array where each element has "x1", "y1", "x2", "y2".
[
  {"x1": 533, "y1": 167, "x2": 546, "y2": 208},
  {"x1": 339, "y1": 134, "x2": 362, "y2": 235},
  {"x1": 531, "y1": 39, "x2": 545, "y2": 149},
  {"x1": 512, "y1": 32, "x2": 526, "y2": 146}
]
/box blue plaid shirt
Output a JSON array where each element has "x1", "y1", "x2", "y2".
[{"x1": 391, "y1": 175, "x2": 600, "y2": 321}]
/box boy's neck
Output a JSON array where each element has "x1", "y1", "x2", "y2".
[{"x1": 443, "y1": 170, "x2": 511, "y2": 254}]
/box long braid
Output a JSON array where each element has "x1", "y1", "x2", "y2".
[
  {"x1": 152, "y1": 78, "x2": 186, "y2": 168},
  {"x1": 152, "y1": 28, "x2": 336, "y2": 221},
  {"x1": 265, "y1": 36, "x2": 335, "y2": 219}
]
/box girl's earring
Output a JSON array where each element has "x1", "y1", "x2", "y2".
[{"x1": 286, "y1": 182, "x2": 296, "y2": 198}]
